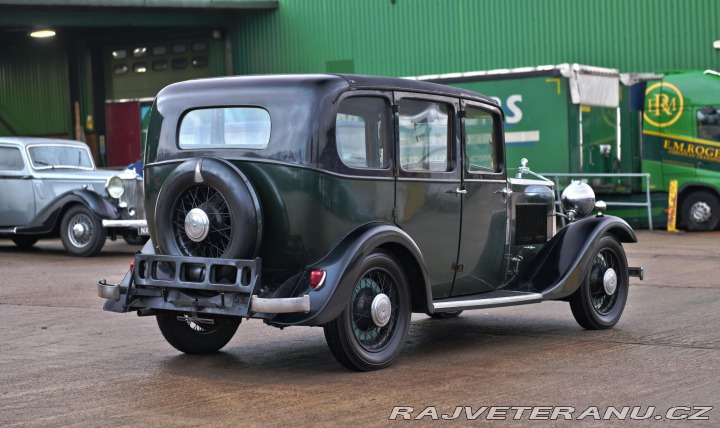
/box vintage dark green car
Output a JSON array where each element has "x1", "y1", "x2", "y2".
[{"x1": 98, "y1": 74, "x2": 643, "y2": 371}]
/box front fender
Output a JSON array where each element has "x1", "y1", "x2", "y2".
[
  {"x1": 268, "y1": 222, "x2": 430, "y2": 327},
  {"x1": 506, "y1": 214, "x2": 637, "y2": 300},
  {"x1": 22, "y1": 189, "x2": 118, "y2": 234}
]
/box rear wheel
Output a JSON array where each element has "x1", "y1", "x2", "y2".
[
  {"x1": 570, "y1": 235, "x2": 629, "y2": 329},
  {"x1": 681, "y1": 190, "x2": 720, "y2": 231},
  {"x1": 60, "y1": 205, "x2": 106, "y2": 257},
  {"x1": 427, "y1": 310, "x2": 463, "y2": 319},
  {"x1": 156, "y1": 313, "x2": 241, "y2": 354},
  {"x1": 11, "y1": 235, "x2": 39, "y2": 249},
  {"x1": 323, "y1": 250, "x2": 411, "y2": 371}
]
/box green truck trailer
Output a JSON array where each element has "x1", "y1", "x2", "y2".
[{"x1": 418, "y1": 65, "x2": 720, "y2": 230}]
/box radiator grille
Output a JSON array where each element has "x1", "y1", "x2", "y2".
[
  {"x1": 121, "y1": 178, "x2": 145, "y2": 219},
  {"x1": 515, "y1": 203, "x2": 547, "y2": 245}
]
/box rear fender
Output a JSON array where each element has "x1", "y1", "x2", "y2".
[
  {"x1": 268, "y1": 222, "x2": 430, "y2": 326},
  {"x1": 506, "y1": 215, "x2": 637, "y2": 300}
]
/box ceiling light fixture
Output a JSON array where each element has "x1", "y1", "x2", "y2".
[{"x1": 30, "y1": 29, "x2": 56, "y2": 38}]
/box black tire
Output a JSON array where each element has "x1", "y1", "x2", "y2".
[
  {"x1": 681, "y1": 190, "x2": 720, "y2": 231},
  {"x1": 570, "y1": 235, "x2": 629, "y2": 330},
  {"x1": 11, "y1": 235, "x2": 39, "y2": 249},
  {"x1": 123, "y1": 231, "x2": 149, "y2": 246},
  {"x1": 323, "y1": 250, "x2": 411, "y2": 371},
  {"x1": 154, "y1": 158, "x2": 261, "y2": 259},
  {"x1": 156, "y1": 312, "x2": 241, "y2": 354},
  {"x1": 427, "y1": 310, "x2": 463, "y2": 319},
  {"x1": 60, "y1": 205, "x2": 106, "y2": 257}
]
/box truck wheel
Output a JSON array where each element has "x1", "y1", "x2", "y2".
[
  {"x1": 427, "y1": 310, "x2": 463, "y2": 319},
  {"x1": 154, "y1": 158, "x2": 261, "y2": 259},
  {"x1": 60, "y1": 205, "x2": 106, "y2": 257},
  {"x1": 11, "y1": 236, "x2": 39, "y2": 249},
  {"x1": 156, "y1": 313, "x2": 241, "y2": 354},
  {"x1": 681, "y1": 190, "x2": 720, "y2": 231},
  {"x1": 569, "y1": 235, "x2": 629, "y2": 330},
  {"x1": 323, "y1": 250, "x2": 411, "y2": 371}
]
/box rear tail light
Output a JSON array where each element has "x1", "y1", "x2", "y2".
[{"x1": 310, "y1": 270, "x2": 326, "y2": 288}]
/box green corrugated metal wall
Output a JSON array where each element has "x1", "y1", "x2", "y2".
[
  {"x1": 0, "y1": 40, "x2": 69, "y2": 136},
  {"x1": 232, "y1": 0, "x2": 720, "y2": 76}
]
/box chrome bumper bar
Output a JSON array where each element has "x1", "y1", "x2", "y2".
[{"x1": 102, "y1": 219, "x2": 148, "y2": 231}]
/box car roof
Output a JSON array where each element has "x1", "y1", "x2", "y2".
[
  {"x1": 0, "y1": 137, "x2": 89, "y2": 148},
  {"x1": 159, "y1": 73, "x2": 499, "y2": 107}
]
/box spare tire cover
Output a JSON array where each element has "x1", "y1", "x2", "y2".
[{"x1": 154, "y1": 158, "x2": 262, "y2": 259}]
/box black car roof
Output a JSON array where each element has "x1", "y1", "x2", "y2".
[{"x1": 159, "y1": 73, "x2": 499, "y2": 107}]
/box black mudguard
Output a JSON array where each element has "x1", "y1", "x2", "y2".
[
  {"x1": 268, "y1": 222, "x2": 430, "y2": 327},
  {"x1": 505, "y1": 214, "x2": 637, "y2": 300},
  {"x1": 19, "y1": 189, "x2": 118, "y2": 234}
]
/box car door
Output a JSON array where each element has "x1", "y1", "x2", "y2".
[
  {"x1": 0, "y1": 144, "x2": 35, "y2": 227},
  {"x1": 393, "y1": 93, "x2": 462, "y2": 299},
  {"x1": 450, "y1": 101, "x2": 509, "y2": 296}
]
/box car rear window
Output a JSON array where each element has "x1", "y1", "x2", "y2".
[{"x1": 179, "y1": 107, "x2": 271, "y2": 149}]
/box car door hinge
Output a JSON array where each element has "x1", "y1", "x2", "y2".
[
  {"x1": 392, "y1": 207, "x2": 399, "y2": 218},
  {"x1": 452, "y1": 263, "x2": 464, "y2": 272}
]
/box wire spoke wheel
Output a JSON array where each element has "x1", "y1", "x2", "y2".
[
  {"x1": 351, "y1": 270, "x2": 400, "y2": 352},
  {"x1": 570, "y1": 235, "x2": 629, "y2": 330},
  {"x1": 588, "y1": 249, "x2": 619, "y2": 315},
  {"x1": 324, "y1": 250, "x2": 411, "y2": 371},
  {"x1": 172, "y1": 185, "x2": 233, "y2": 258},
  {"x1": 59, "y1": 205, "x2": 106, "y2": 256}
]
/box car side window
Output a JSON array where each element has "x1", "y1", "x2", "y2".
[
  {"x1": 398, "y1": 99, "x2": 451, "y2": 172},
  {"x1": 465, "y1": 107, "x2": 497, "y2": 172},
  {"x1": 0, "y1": 147, "x2": 26, "y2": 171},
  {"x1": 335, "y1": 97, "x2": 389, "y2": 169}
]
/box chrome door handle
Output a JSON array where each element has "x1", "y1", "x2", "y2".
[
  {"x1": 494, "y1": 188, "x2": 512, "y2": 196},
  {"x1": 445, "y1": 188, "x2": 467, "y2": 195}
]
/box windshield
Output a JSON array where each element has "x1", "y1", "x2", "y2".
[{"x1": 28, "y1": 145, "x2": 94, "y2": 170}]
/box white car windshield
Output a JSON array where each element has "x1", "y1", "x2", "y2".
[{"x1": 28, "y1": 145, "x2": 94, "y2": 170}]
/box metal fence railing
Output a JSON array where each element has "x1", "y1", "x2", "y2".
[{"x1": 541, "y1": 173, "x2": 653, "y2": 230}]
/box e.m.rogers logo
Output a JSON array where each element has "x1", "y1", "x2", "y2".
[{"x1": 644, "y1": 82, "x2": 684, "y2": 128}]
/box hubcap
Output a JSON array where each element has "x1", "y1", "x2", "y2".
[
  {"x1": 370, "y1": 293, "x2": 392, "y2": 327},
  {"x1": 603, "y1": 268, "x2": 617, "y2": 295},
  {"x1": 691, "y1": 201, "x2": 712, "y2": 223},
  {"x1": 72, "y1": 223, "x2": 86, "y2": 238},
  {"x1": 67, "y1": 213, "x2": 94, "y2": 248},
  {"x1": 184, "y1": 208, "x2": 210, "y2": 242}
]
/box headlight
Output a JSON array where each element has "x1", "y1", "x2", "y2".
[
  {"x1": 561, "y1": 181, "x2": 595, "y2": 219},
  {"x1": 106, "y1": 176, "x2": 124, "y2": 199}
]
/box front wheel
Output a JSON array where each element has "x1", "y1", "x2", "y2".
[
  {"x1": 570, "y1": 235, "x2": 629, "y2": 329},
  {"x1": 60, "y1": 205, "x2": 106, "y2": 257},
  {"x1": 323, "y1": 250, "x2": 411, "y2": 371},
  {"x1": 156, "y1": 313, "x2": 241, "y2": 354},
  {"x1": 123, "y1": 230, "x2": 149, "y2": 246},
  {"x1": 681, "y1": 190, "x2": 720, "y2": 231}
]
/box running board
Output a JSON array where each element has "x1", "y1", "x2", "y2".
[{"x1": 432, "y1": 291, "x2": 543, "y2": 312}]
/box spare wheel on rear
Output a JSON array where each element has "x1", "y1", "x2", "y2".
[{"x1": 154, "y1": 158, "x2": 262, "y2": 259}]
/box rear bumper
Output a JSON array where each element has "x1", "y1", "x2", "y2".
[{"x1": 98, "y1": 253, "x2": 310, "y2": 316}]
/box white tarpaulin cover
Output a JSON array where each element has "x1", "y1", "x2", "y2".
[{"x1": 561, "y1": 64, "x2": 620, "y2": 108}]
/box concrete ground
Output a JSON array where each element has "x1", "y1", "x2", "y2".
[{"x1": 0, "y1": 230, "x2": 718, "y2": 426}]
